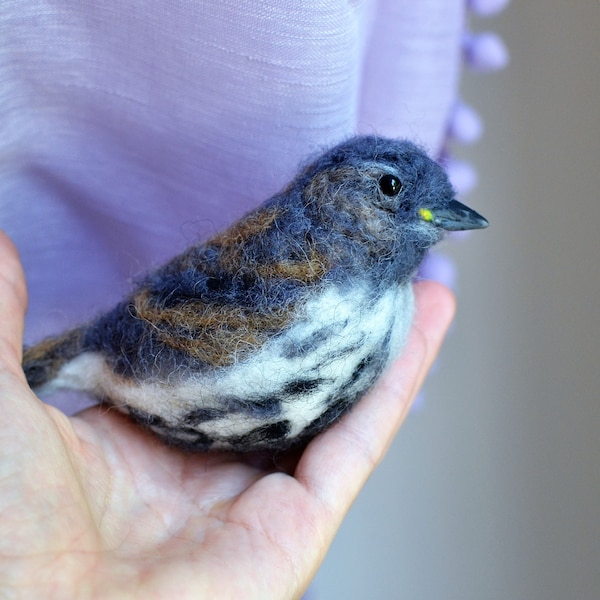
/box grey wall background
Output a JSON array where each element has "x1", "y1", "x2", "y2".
[{"x1": 313, "y1": 2, "x2": 600, "y2": 598}]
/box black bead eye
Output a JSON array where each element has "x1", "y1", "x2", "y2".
[{"x1": 378, "y1": 174, "x2": 403, "y2": 197}]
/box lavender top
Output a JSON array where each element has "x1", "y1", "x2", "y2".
[{"x1": 0, "y1": 1, "x2": 508, "y2": 412}]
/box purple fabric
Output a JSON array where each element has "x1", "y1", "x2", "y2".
[{"x1": 0, "y1": 1, "x2": 507, "y2": 413}]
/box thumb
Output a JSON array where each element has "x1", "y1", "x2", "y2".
[
  {"x1": 0, "y1": 232, "x2": 78, "y2": 456},
  {"x1": 0, "y1": 231, "x2": 28, "y2": 375}
]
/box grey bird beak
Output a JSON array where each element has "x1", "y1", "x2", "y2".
[{"x1": 419, "y1": 199, "x2": 489, "y2": 231}]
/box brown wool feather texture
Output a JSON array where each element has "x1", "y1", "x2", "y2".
[{"x1": 22, "y1": 136, "x2": 488, "y2": 452}]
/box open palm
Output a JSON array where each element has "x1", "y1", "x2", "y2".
[{"x1": 0, "y1": 232, "x2": 454, "y2": 599}]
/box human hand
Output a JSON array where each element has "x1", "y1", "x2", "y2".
[{"x1": 0, "y1": 231, "x2": 454, "y2": 599}]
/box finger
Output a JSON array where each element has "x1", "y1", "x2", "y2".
[
  {"x1": 296, "y1": 281, "x2": 455, "y2": 517},
  {"x1": 0, "y1": 231, "x2": 49, "y2": 436},
  {"x1": 0, "y1": 231, "x2": 28, "y2": 372},
  {"x1": 0, "y1": 233, "x2": 79, "y2": 461}
]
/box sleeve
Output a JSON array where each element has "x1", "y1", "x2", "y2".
[{"x1": 0, "y1": 0, "x2": 508, "y2": 412}]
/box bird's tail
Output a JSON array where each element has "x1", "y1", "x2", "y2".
[{"x1": 22, "y1": 328, "x2": 85, "y2": 393}]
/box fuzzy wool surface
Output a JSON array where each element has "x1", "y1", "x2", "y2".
[
  {"x1": 22, "y1": 136, "x2": 487, "y2": 452},
  {"x1": 48, "y1": 283, "x2": 414, "y2": 451}
]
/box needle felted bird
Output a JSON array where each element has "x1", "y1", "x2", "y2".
[{"x1": 23, "y1": 136, "x2": 488, "y2": 452}]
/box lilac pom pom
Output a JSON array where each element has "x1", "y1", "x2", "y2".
[
  {"x1": 449, "y1": 102, "x2": 483, "y2": 144},
  {"x1": 411, "y1": 391, "x2": 426, "y2": 413},
  {"x1": 464, "y1": 31, "x2": 510, "y2": 72},
  {"x1": 419, "y1": 253, "x2": 457, "y2": 289},
  {"x1": 468, "y1": 0, "x2": 510, "y2": 17},
  {"x1": 444, "y1": 159, "x2": 478, "y2": 196}
]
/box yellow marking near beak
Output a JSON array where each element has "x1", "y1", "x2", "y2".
[{"x1": 419, "y1": 208, "x2": 434, "y2": 223}]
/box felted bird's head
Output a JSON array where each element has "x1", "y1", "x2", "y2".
[{"x1": 287, "y1": 136, "x2": 488, "y2": 281}]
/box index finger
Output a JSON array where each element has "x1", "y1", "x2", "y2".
[{"x1": 296, "y1": 280, "x2": 455, "y2": 513}]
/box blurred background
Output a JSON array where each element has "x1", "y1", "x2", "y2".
[{"x1": 313, "y1": 2, "x2": 600, "y2": 598}]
